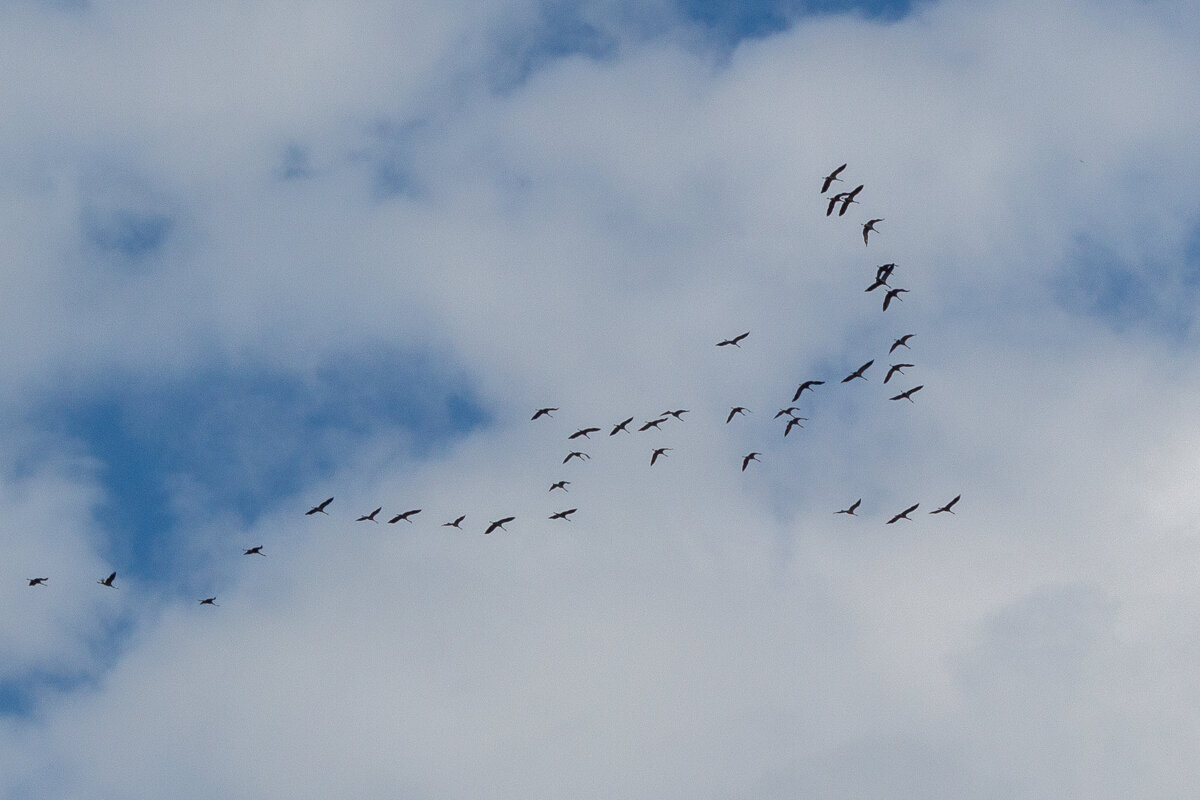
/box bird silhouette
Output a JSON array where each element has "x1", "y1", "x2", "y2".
[
  {"x1": 199, "y1": 597, "x2": 219, "y2": 606},
  {"x1": 820, "y1": 163, "x2": 847, "y2": 193},
  {"x1": 886, "y1": 503, "x2": 920, "y2": 524},
  {"x1": 889, "y1": 385, "x2": 924, "y2": 403},
  {"x1": 882, "y1": 287, "x2": 908, "y2": 311},
  {"x1": 27, "y1": 577, "x2": 48, "y2": 587},
  {"x1": 876, "y1": 263, "x2": 897, "y2": 282},
  {"x1": 563, "y1": 451, "x2": 590, "y2": 464},
  {"x1": 243, "y1": 546, "x2": 266, "y2": 557},
  {"x1": 569, "y1": 427, "x2": 601, "y2": 440},
  {"x1": 609, "y1": 417, "x2": 635, "y2": 435},
  {"x1": 792, "y1": 380, "x2": 825, "y2": 401},
  {"x1": 863, "y1": 219, "x2": 883, "y2": 245},
  {"x1": 443, "y1": 515, "x2": 467, "y2": 528},
  {"x1": 650, "y1": 447, "x2": 671, "y2": 465},
  {"x1": 826, "y1": 192, "x2": 848, "y2": 216},
  {"x1": 864, "y1": 276, "x2": 890, "y2": 293},
  {"x1": 784, "y1": 417, "x2": 805, "y2": 436},
  {"x1": 726, "y1": 407, "x2": 750, "y2": 423},
  {"x1": 884, "y1": 364, "x2": 914, "y2": 384},
  {"x1": 549, "y1": 480, "x2": 570, "y2": 492},
  {"x1": 741, "y1": 452, "x2": 761, "y2": 471},
  {"x1": 836, "y1": 499, "x2": 862, "y2": 516},
  {"x1": 662, "y1": 409, "x2": 690, "y2": 420},
  {"x1": 775, "y1": 407, "x2": 802, "y2": 419},
  {"x1": 838, "y1": 184, "x2": 864, "y2": 216},
  {"x1": 890, "y1": 334, "x2": 914, "y2": 353},
  {"x1": 531, "y1": 407, "x2": 558, "y2": 420},
  {"x1": 639, "y1": 418, "x2": 669, "y2": 432},
  {"x1": 98, "y1": 572, "x2": 117, "y2": 588},
  {"x1": 485, "y1": 517, "x2": 515, "y2": 534},
  {"x1": 842, "y1": 360, "x2": 874, "y2": 382},
  {"x1": 717, "y1": 332, "x2": 749, "y2": 348},
  {"x1": 306, "y1": 497, "x2": 333, "y2": 515},
  {"x1": 356, "y1": 507, "x2": 382, "y2": 522},
  {"x1": 549, "y1": 509, "x2": 578, "y2": 521},
  {"x1": 931, "y1": 495, "x2": 961, "y2": 514},
  {"x1": 388, "y1": 509, "x2": 421, "y2": 523}
]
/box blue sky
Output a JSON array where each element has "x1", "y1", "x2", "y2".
[{"x1": 1, "y1": 0, "x2": 1200, "y2": 796}]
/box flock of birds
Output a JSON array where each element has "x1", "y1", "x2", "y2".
[{"x1": 20, "y1": 163, "x2": 959, "y2": 605}]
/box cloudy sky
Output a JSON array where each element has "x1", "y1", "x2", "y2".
[{"x1": 1, "y1": 0, "x2": 1199, "y2": 796}]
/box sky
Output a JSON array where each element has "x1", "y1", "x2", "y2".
[{"x1": 1, "y1": 0, "x2": 1199, "y2": 796}]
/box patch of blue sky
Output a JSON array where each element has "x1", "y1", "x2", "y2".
[
  {"x1": 0, "y1": 610, "x2": 136, "y2": 719},
  {"x1": 680, "y1": 0, "x2": 915, "y2": 41},
  {"x1": 1052, "y1": 230, "x2": 1200, "y2": 340},
  {"x1": 81, "y1": 207, "x2": 174, "y2": 261},
  {"x1": 485, "y1": 1, "x2": 620, "y2": 93},
  {"x1": 26, "y1": 347, "x2": 491, "y2": 586}
]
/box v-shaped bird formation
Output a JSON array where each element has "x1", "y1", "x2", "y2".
[{"x1": 21, "y1": 162, "x2": 958, "y2": 607}]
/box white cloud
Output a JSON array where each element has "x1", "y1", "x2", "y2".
[{"x1": 1, "y1": 0, "x2": 1200, "y2": 797}]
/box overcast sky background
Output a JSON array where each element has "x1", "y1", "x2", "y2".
[{"x1": 1, "y1": 0, "x2": 1199, "y2": 797}]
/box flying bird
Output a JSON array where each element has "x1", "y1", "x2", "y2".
[
  {"x1": 485, "y1": 517, "x2": 515, "y2": 534},
  {"x1": 662, "y1": 409, "x2": 690, "y2": 420},
  {"x1": 27, "y1": 578, "x2": 48, "y2": 587},
  {"x1": 890, "y1": 334, "x2": 914, "y2": 353},
  {"x1": 443, "y1": 515, "x2": 467, "y2": 528},
  {"x1": 199, "y1": 597, "x2": 219, "y2": 606},
  {"x1": 886, "y1": 503, "x2": 920, "y2": 524},
  {"x1": 388, "y1": 509, "x2": 422, "y2": 523},
  {"x1": 889, "y1": 385, "x2": 924, "y2": 403},
  {"x1": 609, "y1": 417, "x2": 635, "y2": 435},
  {"x1": 356, "y1": 507, "x2": 382, "y2": 522},
  {"x1": 820, "y1": 163, "x2": 847, "y2": 193},
  {"x1": 842, "y1": 360, "x2": 874, "y2": 382},
  {"x1": 862, "y1": 219, "x2": 883, "y2": 245},
  {"x1": 931, "y1": 495, "x2": 961, "y2": 515},
  {"x1": 531, "y1": 407, "x2": 558, "y2": 420},
  {"x1": 639, "y1": 417, "x2": 669, "y2": 432},
  {"x1": 836, "y1": 499, "x2": 862, "y2": 516},
  {"x1": 98, "y1": 572, "x2": 117, "y2": 588},
  {"x1": 650, "y1": 447, "x2": 671, "y2": 465},
  {"x1": 792, "y1": 380, "x2": 825, "y2": 401},
  {"x1": 876, "y1": 263, "x2": 897, "y2": 283},
  {"x1": 549, "y1": 508, "x2": 578, "y2": 521},
  {"x1": 717, "y1": 332, "x2": 749, "y2": 348},
  {"x1": 726, "y1": 406, "x2": 750, "y2": 423},
  {"x1": 882, "y1": 287, "x2": 908, "y2": 311},
  {"x1": 563, "y1": 451, "x2": 590, "y2": 464},
  {"x1": 549, "y1": 480, "x2": 570, "y2": 492},
  {"x1": 884, "y1": 364, "x2": 914, "y2": 384},
  {"x1": 569, "y1": 427, "x2": 601, "y2": 440},
  {"x1": 837, "y1": 184, "x2": 864, "y2": 216},
  {"x1": 784, "y1": 417, "x2": 805, "y2": 436},
  {"x1": 775, "y1": 407, "x2": 802, "y2": 419},
  {"x1": 826, "y1": 192, "x2": 848, "y2": 216},
  {"x1": 305, "y1": 497, "x2": 333, "y2": 515},
  {"x1": 864, "y1": 276, "x2": 890, "y2": 293},
  {"x1": 742, "y1": 452, "x2": 761, "y2": 471},
  {"x1": 243, "y1": 546, "x2": 266, "y2": 557}
]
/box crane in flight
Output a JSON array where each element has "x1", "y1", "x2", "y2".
[
  {"x1": 306, "y1": 497, "x2": 333, "y2": 515},
  {"x1": 485, "y1": 517, "x2": 515, "y2": 534},
  {"x1": 717, "y1": 332, "x2": 749, "y2": 348},
  {"x1": 931, "y1": 495, "x2": 961, "y2": 514},
  {"x1": 726, "y1": 407, "x2": 750, "y2": 423},
  {"x1": 243, "y1": 546, "x2": 266, "y2": 557},
  {"x1": 98, "y1": 572, "x2": 117, "y2": 588},
  {"x1": 563, "y1": 451, "x2": 590, "y2": 464},
  {"x1": 531, "y1": 407, "x2": 558, "y2": 420},
  {"x1": 569, "y1": 427, "x2": 601, "y2": 440},
  {"x1": 549, "y1": 480, "x2": 570, "y2": 492},
  {"x1": 837, "y1": 184, "x2": 864, "y2": 216},
  {"x1": 890, "y1": 334, "x2": 914, "y2": 353},
  {"x1": 199, "y1": 597, "x2": 219, "y2": 606},
  {"x1": 884, "y1": 364, "x2": 914, "y2": 384},
  {"x1": 443, "y1": 515, "x2": 467, "y2": 528},
  {"x1": 886, "y1": 503, "x2": 920, "y2": 524},
  {"x1": 889, "y1": 385, "x2": 924, "y2": 403},
  {"x1": 388, "y1": 509, "x2": 422, "y2": 523},
  {"x1": 742, "y1": 452, "x2": 761, "y2": 471},
  {"x1": 609, "y1": 417, "x2": 635, "y2": 435},
  {"x1": 863, "y1": 219, "x2": 883, "y2": 245},
  {"x1": 842, "y1": 360, "x2": 873, "y2": 382},
  {"x1": 651, "y1": 447, "x2": 671, "y2": 466},
  {"x1": 549, "y1": 509, "x2": 578, "y2": 521},
  {"x1": 356, "y1": 507, "x2": 382, "y2": 522},
  {"x1": 27, "y1": 577, "x2": 48, "y2": 587},
  {"x1": 792, "y1": 380, "x2": 825, "y2": 401},
  {"x1": 882, "y1": 287, "x2": 908, "y2": 311},
  {"x1": 820, "y1": 163, "x2": 847, "y2": 193},
  {"x1": 836, "y1": 499, "x2": 861, "y2": 516},
  {"x1": 639, "y1": 417, "x2": 669, "y2": 431}
]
